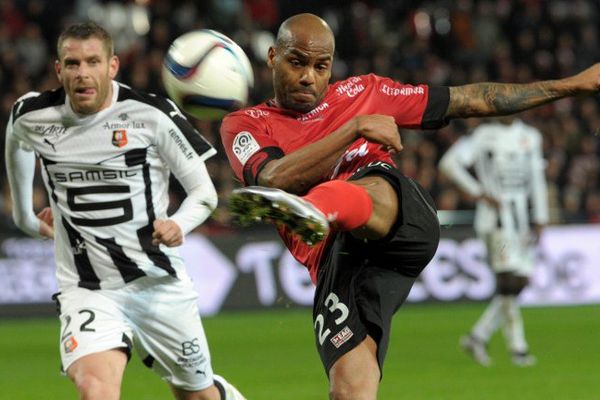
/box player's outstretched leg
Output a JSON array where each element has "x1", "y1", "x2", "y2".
[
  {"x1": 229, "y1": 186, "x2": 330, "y2": 245},
  {"x1": 213, "y1": 375, "x2": 247, "y2": 400}
]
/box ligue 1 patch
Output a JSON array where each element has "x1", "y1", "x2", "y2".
[
  {"x1": 330, "y1": 326, "x2": 354, "y2": 348},
  {"x1": 232, "y1": 131, "x2": 260, "y2": 164},
  {"x1": 112, "y1": 129, "x2": 128, "y2": 147},
  {"x1": 64, "y1": 335, "x2": 78, "y2": 353}
]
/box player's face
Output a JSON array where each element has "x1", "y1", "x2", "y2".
[
  {"x1": 268, "y1": 35, "x2": 333, "y2": 113},
  {"x1": 55, "y1": 37, "x2": 119, "y2": 115}
]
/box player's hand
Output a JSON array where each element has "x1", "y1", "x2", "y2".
[
  {"x1": 152, "y1": 219, "x2": 183, "y2": 247},
  {"x1": 531, "y1": 224, "x2": 544, "y2": 244},
  {"x1": 564, "y1": 63, "x2": 600, "y2": 94},
  {"x1": 36, "y1": 207, "x2": 54, "y2": 239},
  {"x1": 479, "y1": 193, "x2": 500, "y2": 209},
  {"x1": 353, "y1": 115, "x2": 403, "y2": 153}
]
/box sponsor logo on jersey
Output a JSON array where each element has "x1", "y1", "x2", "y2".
[
  {"x1": 244, "y1": 108, "x2": 270, "y2": 119},
  {"x1": 297, "y1": 102, "x2": 329, "y2": 122},
  {"x1": 34, "y1": 124, "x2": 68, "y2": 137},
  {"x1": 53, "y1": 169, "x2": 137, "y2": 182},
  {"x1": 232, "y1": 131, "x2": 260, "y2": 164},
  {"x1": 102, "y1": 120, "x2": 146, "y2": 130},
  {"x1": 35, "y1": 124, "x2": 67, "y2": 149},
  {"x1": 63, "y1": 335, "x2": 78, "y2": 353},
  {"x1": 336, "y1": 77, "x2": 365, "y2": 98},
  {"x1": 330, "y1": 326, "x2": 353, "y2": 348},
  {"x1": 169, "y1": 129, "x2": 194, "y2": 160},
  {"x1": 330, "y1": 142, "x2": 371, "y2": 178},
  {"x1": 380, "y1": 84, "x2": 424, "y2": 96},
  {"x1": 118, "y1": 112, "x2": 129, "y2": 121},
  {"x1": 112, "y1": 129, "x2": 128, "y2": 147},
  {"x1": 344, "y1": 142, "x2": 369, "y2": 162}
]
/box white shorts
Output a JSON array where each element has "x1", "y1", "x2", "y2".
[
  {"x1": 55, "y1": 276, "x2": 214, "y2": 391},
  {"x1": 484, "y1": 230, "x2": 535, "y2": 277}
]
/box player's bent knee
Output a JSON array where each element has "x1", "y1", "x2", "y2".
[
  {"x1": 71, "y1": 373, "x2": 121, "y2": 400},
  {"x1": 350, "y1": 176, "x2": 399, "y2": 240}
]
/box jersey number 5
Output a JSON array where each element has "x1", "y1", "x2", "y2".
[{"x1": 67, "y1": 185, "x2": 133, "y2": 227}]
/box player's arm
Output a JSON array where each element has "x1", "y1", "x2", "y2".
[
  {"x1": 439, "y1": 134, "x2": 498, "y2": 207},
  {"x1": 154, "y1": 102, "x2": 218, "y2": 246},
  {"x1": 446, "y1": 63, "x2": 600, "y2": 118},
  {"x1": 5, "y1": 122, "x2": 53, "y2": 239},
  {"x1": 221, "y1": 112, "x2": 402, "y2": 195},
  {"x1": 258, "y1": 115, "x2": 401, "y2": 194},
  {"x1": 153, "y1": 164, "x2": 217, "y2": 247},
  {"x1": 529, "y1": 130, "x2": 549, "y2": 240}
]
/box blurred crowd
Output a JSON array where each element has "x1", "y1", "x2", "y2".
[{"x1": 1, "y1": 0, "x2": 599, "y2": 236}]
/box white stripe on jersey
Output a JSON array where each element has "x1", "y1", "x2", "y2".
[
  {"x1": 9, "y1": 81, "x2": 216, "y2": 290},
  {"x1": 440, "y1": 120, "x2": 549, "y2": 236}
]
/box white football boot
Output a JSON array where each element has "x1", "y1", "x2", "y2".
[{"x1": 229, "y1": 186, "x2": 329, "y2": 245}]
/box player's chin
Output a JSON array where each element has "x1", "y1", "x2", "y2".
[{"x1": 287, "y1": 99, "x2": 317, "y2": 114}]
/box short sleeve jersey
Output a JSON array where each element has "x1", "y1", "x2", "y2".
[{"x1": 220, "y1": 74, "x2": 448, "y2": 282}]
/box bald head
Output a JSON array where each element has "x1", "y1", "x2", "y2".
[
  {"x1": 268, "y1": 13, "x2": 335, "y2": 113},
  {"x1": 276, "y1": 13, "x2": 335, "y2": 52}
]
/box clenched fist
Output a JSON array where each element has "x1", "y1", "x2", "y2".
[{"x1": 152, "y1": 219, "x2": 183, "y2": 247}]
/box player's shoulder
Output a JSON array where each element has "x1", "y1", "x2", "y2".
[
  {"x1": 116, "y1": 82, "x2": 180, "y2": 119},
  {"x1": 221, "y1": 102, "x2": 272, "y2": 129},
  {"x1": 329, "y1": 74, "x2": 375, "y2": 95},
  {"x1": 12, "y1": 88, "x2": 66, "y2": 121},
  {"x1": 514, "y1": 119, "x2": 542, "y2": 137}
]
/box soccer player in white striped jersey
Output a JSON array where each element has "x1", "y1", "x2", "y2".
[
  {"x1": 440, "y1": 116, "x2": 549, "y2": 367},
  {"x1": 5, "y1": 22, "x2": 245, "y2": 400}
]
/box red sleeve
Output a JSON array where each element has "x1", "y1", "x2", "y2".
[
  {"x1": 363, "y1": 74, "x2": 449, "y2": 129},
  {"x1": 219, "y1": 111, "x2": 284, "y2": 185}
]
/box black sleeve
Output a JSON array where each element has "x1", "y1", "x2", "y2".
[
  {"x1": 242, "y1": 146, "x2": 285, "y2": 185},
  {"x1": 421, "y1": 86, "x2": 450, "y2": 130}
]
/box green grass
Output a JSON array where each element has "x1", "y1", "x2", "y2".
[{"x1": 1, "y1": 303, "x2": 599, "y2": 399}]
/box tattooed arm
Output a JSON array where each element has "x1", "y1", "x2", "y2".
[{"x1": 446, "y1": 63, "x2": 600, "y2": 118}]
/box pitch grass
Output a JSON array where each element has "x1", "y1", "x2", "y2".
[{"x1": 1, "y1": 303, "x2": 599, "y2": 399}]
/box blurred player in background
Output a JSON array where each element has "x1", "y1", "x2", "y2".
[
  {"x1": 5, "y1": 22, "x2": 245, "y2": 400},
  {"x1": 220, "y1": 12, "x2": 600, "y2": 400},
  {"x1": 440, "y1": 116, "x2": 548, "y2": 367}
]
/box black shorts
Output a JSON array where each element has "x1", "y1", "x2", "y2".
[{"x1": 313, "y1": 162, "x2": 440, "y2": 375}]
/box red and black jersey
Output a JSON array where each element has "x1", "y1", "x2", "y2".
[{"x1": 220, "y1": 74, "x2": 448, "y2": 282}]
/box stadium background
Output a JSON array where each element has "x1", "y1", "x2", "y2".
[{"x1": 1, "y1": 0, "x2": 599, "y2": 399}]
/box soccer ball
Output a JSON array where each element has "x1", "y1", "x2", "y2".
[{"x1": 162, "y1": 30, "x2": 254, "y2": 120}]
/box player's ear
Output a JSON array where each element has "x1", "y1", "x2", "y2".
[
  {"x1": 54, "y1": 59, "x2": 63, "y2": 83},
  {"x1": 267, "y1": 46, "x2": 276, "y2": 69},
  {"x1": 109, "y1": 55, "x2": 120, "y2": 79}
]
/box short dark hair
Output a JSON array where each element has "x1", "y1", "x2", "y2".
[{"x1": 57, "y1": 21, "x2": 114, "y2": 59}]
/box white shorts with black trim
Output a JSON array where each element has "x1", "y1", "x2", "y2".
[
  {"x1": 55, "y1": 275, "x2": 214, "y2": 391},
  {"x1": 483, "y1": 230, "x2": 535, "y2": 277}
]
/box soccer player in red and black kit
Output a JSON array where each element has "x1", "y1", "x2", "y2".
[{"x1": 220, "y1": 13, "x2": 600, "y2": 399}]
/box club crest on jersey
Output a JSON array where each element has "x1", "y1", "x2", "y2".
[{"x1": 112, "y1": 130, "x2": 128, "y2": 147}]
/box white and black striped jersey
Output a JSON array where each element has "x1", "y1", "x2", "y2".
[
  {"x1": 7, "y1": 81, "x2": 216, "y2": 290},
  {"x1": 439, "y1": 119, "x2": 549, "y2": 236}
]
